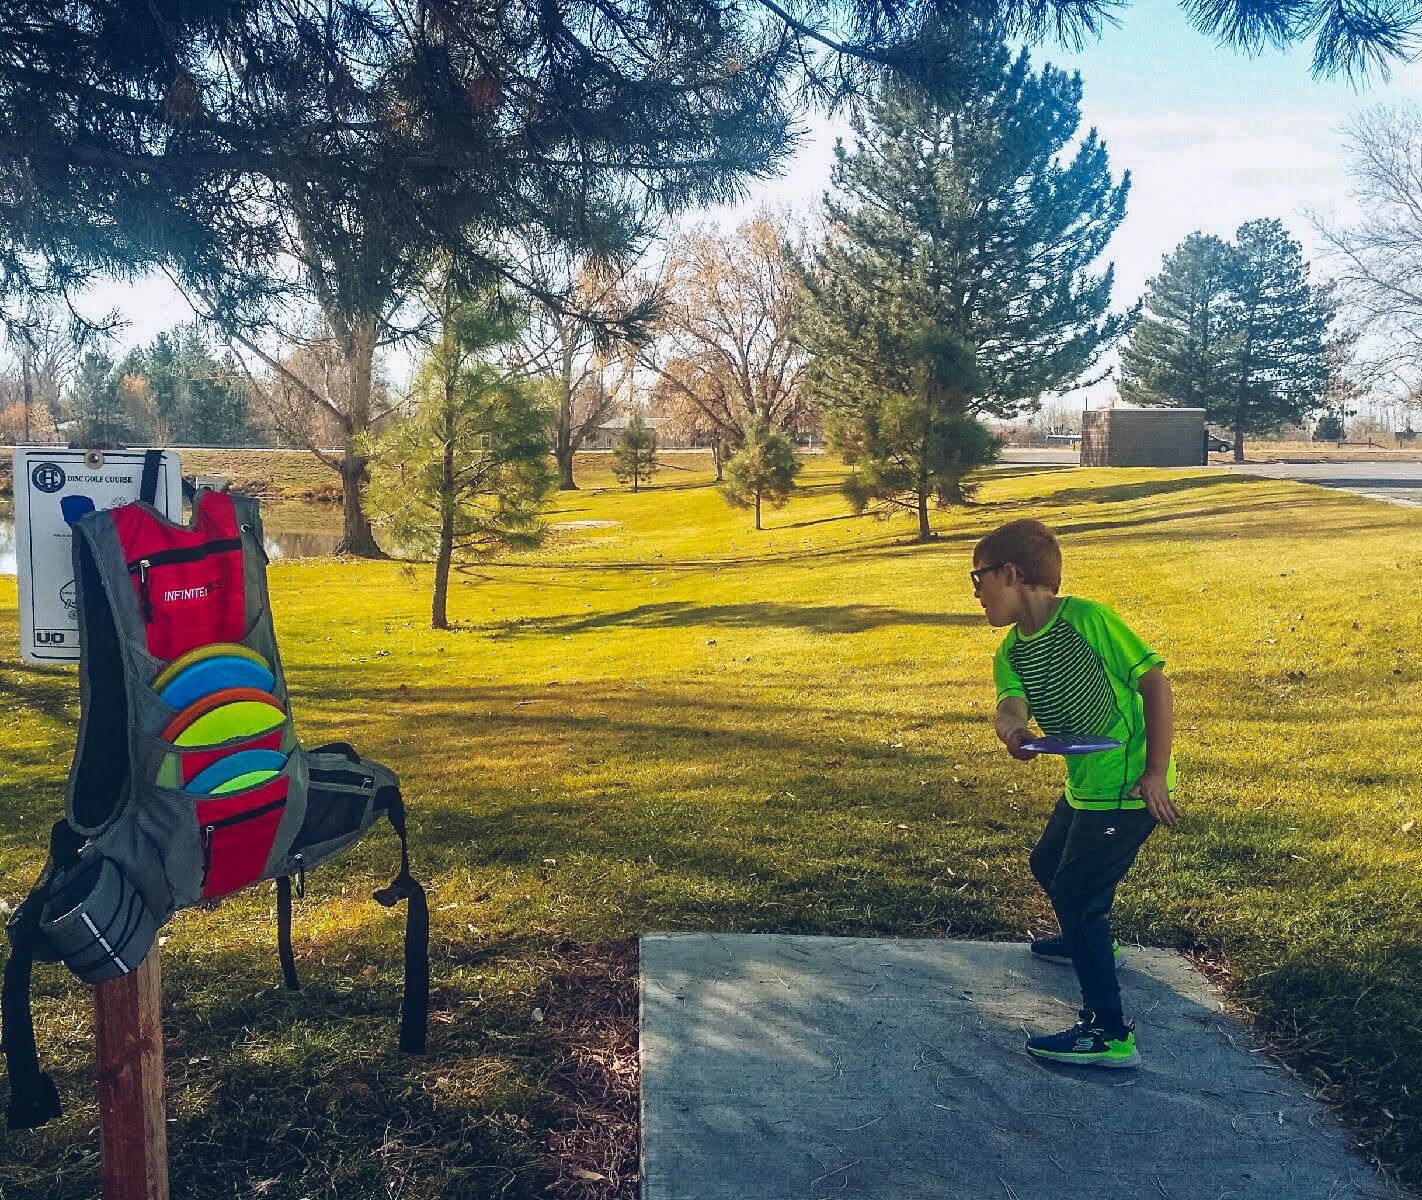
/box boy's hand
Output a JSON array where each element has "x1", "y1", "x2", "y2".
[
  {"x1": 994, "y1": 699, "x2": 1039, "y2": 760},
  {"x1": 1003, "y1": 727, "x2": 1040, "y2": 762},
  {"x1": 1130, "y1": 770, "x2": 1179, "y2": 827}
]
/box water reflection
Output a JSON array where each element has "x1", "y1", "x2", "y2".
[
  {"x1": 0, "y1": 500, "x2": 347, "y2": 575},
  {"x1": 0, "y1": 505, "x2": 13, "y2": 576},
  {"x1": 264, "y1": 531, "x2": 344, "y2": 560}
]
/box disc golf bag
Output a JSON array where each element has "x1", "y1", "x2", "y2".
[{"x1": 4, "y1": 466, "x2": 427, "y2": 1130}]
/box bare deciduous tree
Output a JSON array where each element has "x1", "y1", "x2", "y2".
[
  {"x1": 513, "y1": 257, "x2": 645, "y2": 490},
  {"x1": 1314, "y1": 103, "x2": 1422, "y2": 403},
  {"x1": 639, "y1": 212, "x2": 815, "y2": 478},
  {"x1": 243, "y1": 326, "x2": 398, "y2": 533}
]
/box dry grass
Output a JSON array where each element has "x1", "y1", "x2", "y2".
[{"x1": 1221, "y1": 440, "x2": 1422, "y2": 463}]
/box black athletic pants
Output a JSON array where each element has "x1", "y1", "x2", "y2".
[{"x1": 1029, "y1": 795, "x2": 1157, "y2": 1017}]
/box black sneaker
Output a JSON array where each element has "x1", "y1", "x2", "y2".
[
  {"x1": 1029, "y1": 935, "x2": 1123, "y2": 967},
  {"x1": 1026, "y1": 1016, "x2": 1139, "y2": 1068}
]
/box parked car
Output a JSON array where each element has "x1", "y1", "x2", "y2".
[{"x1": 1205, "y1": 432, "x2": 1233, "y2": 452}]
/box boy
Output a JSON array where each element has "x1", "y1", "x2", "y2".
[{"x1": 972, "y1": 518, "x2": 1178, "y2": 1068}]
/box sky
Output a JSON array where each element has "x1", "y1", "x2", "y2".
[
  {"x1": 707, "y1": 0, "x2": 1422, "y2": 406},
  {"x1": 78, "y1": 0, "x2": 1422, "y2": 405}
]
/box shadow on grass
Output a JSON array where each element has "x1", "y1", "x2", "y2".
[
  {"x1": 522, "y1": 601, "x2": 982, "y2": 636},
  {"x1": 1048, "y1": 496, "x2": 1365, "y2": 542},
  {"x1": 1043, "y1": 475, "x2": 1230, "y2": 506},
  {"x1": 0, "y1": 660, "x2": 79, "y2": 727},
  {"x1": 448, "y1": 530, "x2": 979, "y2": 576}
]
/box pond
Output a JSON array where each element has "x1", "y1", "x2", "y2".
[{"x1": 0, "y1": 497, "x2": 347, "y2": 575}]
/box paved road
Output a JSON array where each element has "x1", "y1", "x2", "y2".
[
  {"x1": 1209, "y1": 460, "x2": 1422, "y2": 507},
  {"x1": 997, "y1": 449, "x2": 1422, "y2": 507}
]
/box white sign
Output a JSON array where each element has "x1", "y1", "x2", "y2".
[{"x1": 15, "y1": 448, "x2": 183, "y2": 664}]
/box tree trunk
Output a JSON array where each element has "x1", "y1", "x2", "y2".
[
  {"x1": 712, "y1": 439, "x2": 724, "y2": 482},
  {"x1": 557, "y1": 447, "x2": 577, "y2": 489},
  {"x1": 337, "y1": 450, "x2": 384, "y2": 556},
  {"x1": 21, "y1": 347, "x2": 33, "y2": 444},
  {"x1": 335, "y1": 317, "x2": 386, "y2": 558},
  {"x1": 337, "y1": 452, "x2": 383, "y2": 560},
  {"x1": 555, "y1": 315, "x2": 581, "y2": 491},
  {"x1": 917, "y1": 491, "x2": 931, "y2": 541},
  {"x1": 754, "y1": 489, "x2": 762, "y2": 531},
  {"x1": 555, "y1": 395, "x2": 578, "y2": 490},
  {"x1": 432, "y1": 437, "x2": 455, "y2": 629}
]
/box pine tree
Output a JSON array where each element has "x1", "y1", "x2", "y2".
[
  {"x1": 612, "y1": 416, "x2": 659, "y2": 492},
  {"x1": 116, "y1": 326, "x2": 254, "y2": 445},
  {"x1": 64, "y1": 351, "x2": 126, "y2": 445},
  {"x1": 797, "y1": 21, "x2": 1126, "y2": 538},
  {"x1": 1224, "y1": 219, "x2": 1332, "y2": 456},
  {"x1": 719, "y1": 418, "x2": 802, "y2": 529},
  {"x1": 1118, "y1": 220, "x2": 1331, "y2": 458},
  {"x1": 363, "y1": 281, "x2": 556, "y2": 629},
  {"x1": 1117, "y1": 233, "x2": 1237, "y2": 412}
]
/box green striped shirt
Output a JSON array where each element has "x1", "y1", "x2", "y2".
[{"x1": 993, "y1": 596, "x2": 1174, "y2": 808}]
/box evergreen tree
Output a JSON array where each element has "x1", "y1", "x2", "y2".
[
  {"x1": 7, "y1": 0, "x2": 1410, "y2": 332},
  {"x1": 116, "y1": 326, "x2": 254, "y2": 445},
  {"x1": 363, "y1": 281, "x2": 556, "y2": 629},
  {"x1": 1118, "y1": 220, "x2": 1331, "y2": 459},
  {"x1": 827, "y1": 327, "x2": 1001, "y2": 539},
  {"x1": 3, "y1": 0, "x2": 801, "y2": 556},
  {"x1": 612, "y1": 416, "x2": 659, "y2": 492},
  {"x1": 64, "y1": 351, "x2": 127, "y2": 445},
  {"x1": 1224, "y1": 219, "x2": 1332, "y2": 457},
  {"x1": 797, "y1": 22, "x2": 1126, "y2": 538},
  {"x1": 1117, "y1": 233, "x2": 1236, "y2": 412},
  {"x1": 719, "y1": 418, "x2": 802, "y2": 530},
  {"x1": 1313, "y1": 411, "x2": 1345, "y2": 441}
]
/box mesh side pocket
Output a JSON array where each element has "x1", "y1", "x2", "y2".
[
  {"x1": 38, "y1": 855, "x2": 158, "y2": 983},
  {"x1": 280, "y1": 756, "x2": 381, "y2": 871}
]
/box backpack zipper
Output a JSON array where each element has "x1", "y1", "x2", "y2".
[
  {"x1": 308, "y1": 768, "x2": 376, "y2": 792},
  {"x1": 200, "y1": 793, "x2": 287, "y2": 890},
  {"x1": 127, "y1": 537, "x2": 244, "y2": 624}
]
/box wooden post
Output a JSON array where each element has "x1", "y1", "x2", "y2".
[{"x1": 93, "y1": 946, "x2": 169, "y2": 1200}]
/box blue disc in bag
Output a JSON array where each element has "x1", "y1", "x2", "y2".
[
  {"x1": 185, "y1": 749, "x2": 289, "y2": 794},
  {"x1": 158, "y1": 655, "x2": 276, "y2": 711}
]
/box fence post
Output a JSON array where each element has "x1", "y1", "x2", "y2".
[{"x1": 94, "y1": 945, "x2": 169, "y2": 1200}]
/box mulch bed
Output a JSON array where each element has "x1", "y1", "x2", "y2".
[{"x1": 544, "y1": 940, "x2": 642, "y2": 1200}]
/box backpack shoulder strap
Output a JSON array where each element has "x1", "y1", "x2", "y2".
[{"x1": 3, "y1": 820, "x2": 84, "y2": 1129}]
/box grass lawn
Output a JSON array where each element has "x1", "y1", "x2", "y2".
[{"x1": 2, "y1": 452, "x2": 1421, "y2": 1198}]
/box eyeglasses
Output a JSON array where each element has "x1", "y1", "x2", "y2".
[{"x1": 970, "y1": 562, "x2": 1009, "y2": 590}]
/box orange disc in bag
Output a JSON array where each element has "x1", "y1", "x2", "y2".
[{"x1": 161, "y1": 688, "x2": 287, "y2": 747}]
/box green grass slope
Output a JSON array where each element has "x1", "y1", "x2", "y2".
[{"x1": 2, "y1": 455, "x2": 1420, "y2": 1197}]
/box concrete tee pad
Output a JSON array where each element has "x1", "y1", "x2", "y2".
[{"x1": 641, "y1": 934, "x2": 1410, "y2": 1200}]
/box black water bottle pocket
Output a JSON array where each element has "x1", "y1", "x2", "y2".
[{"x1": 37, "y1": 853, "x2": 159, "y2": 983}]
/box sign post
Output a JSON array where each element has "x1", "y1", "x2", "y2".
[
  {"x1": 12, "y1": 446, "x2": 181, "y2": 1195},
  {"x1": 94, "y1": 947, "x2": 168, "y2": 1200}
]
